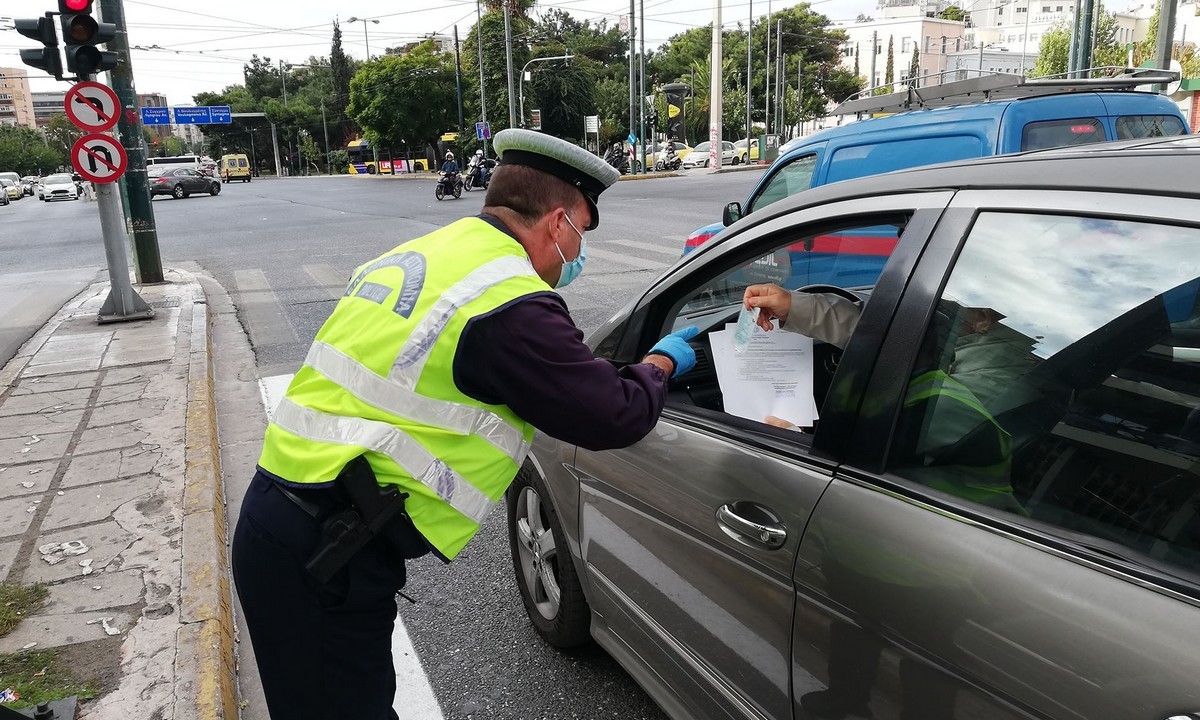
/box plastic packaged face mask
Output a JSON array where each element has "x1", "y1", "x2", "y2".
[{"x1": 733, "y1": 306, "x2": 759, "y2": 353}]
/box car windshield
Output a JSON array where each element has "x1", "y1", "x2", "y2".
[
  {"x1": 148, "y1": 168, "x2": 167, "y2": 178},
  {"x1": 44, "y1": 174, "x2": 73, "y2": 184},
  {"x1": 0, "y1": 179, "x2": 13, "y2": 187}
]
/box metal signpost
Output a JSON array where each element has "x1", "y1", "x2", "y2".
[{"x1": 68, "y1": 103, "x2": 153, "y2": 323}]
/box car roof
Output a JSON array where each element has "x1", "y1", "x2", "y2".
[{"x1": 740, "y1": 136, "x2": 1200, "y2": 230}]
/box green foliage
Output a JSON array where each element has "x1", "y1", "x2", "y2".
[
  {"x1": 348, "y1": 40, "x2": 457, "y2": 156},
  {"x1": 44, "y1": 113, "x2": 84, "y2": 162},
  {"x1": 885, "y1": 35, "x2": 895, "y2": 86},
  {"x1": 0, "y1": 127, "x2": 63, "y2": 175},
  {"x1": 0, "y1": 649, "x2": 95, "y2": 710},
  {"x1": 1034, "y1": 23, "x2": 1071, "y2": 76},
  {"x1": 462, "y1": 10, "x2": 530, "y2": 136},
  {"x1": 328, "y1": 149, "x2": 349, "y2": 174},
  {"x1": 0, "y1": 584, "x2": 47, "y2": 637},
  {"x1": 330, "y1": 22, "x2": 358, "y2": 144},
  {"x1": 939, "y1": 5, "x2": 966, "y2": 21}
]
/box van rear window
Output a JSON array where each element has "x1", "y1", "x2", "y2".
[
  {"x1": 1021, "y1": 118, "x2": 1106, "y2": 150},
  {"x1": 1115, "y1": 115, "x2": 1186, "y2": 139}
]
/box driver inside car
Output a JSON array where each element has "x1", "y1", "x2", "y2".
[{"x1": 741, "y1": 283, "x2": 1006, "y2": 431}]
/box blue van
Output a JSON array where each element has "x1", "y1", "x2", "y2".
[{"x1": 683, "y1": 72, "x2": 1188, "y2": 256}]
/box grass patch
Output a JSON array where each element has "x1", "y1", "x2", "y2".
[
  {"x1": 0, "y1": 649, "x2": 96, "y2": 709},
  {"x1": 0, "y1": 583, "x2": 48, "y2": 637}
]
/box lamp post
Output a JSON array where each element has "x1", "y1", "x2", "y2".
[
  {"x1": 519, "y1": 54, "x2": 574, "y2": 128},
  {"x1": 346, "y1": 16, "x2": 380, "y2": 60}
]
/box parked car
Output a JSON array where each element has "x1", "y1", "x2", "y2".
[
  {"x1": 0, "y1": 178, "x2": 21, "y2": 201},
  {"x1": 148, "y1": 167, "x2": 221, "y2": 198},
  {"x1": 507, "y1": 135, "x2": 1200, "y2": 720},
  {"x1": 683, "y1": 71, "x2": 1190, "y2": 255},
  {"x1": 37, "y1": 174, "x2": 78, "y2": 201},
  {"x1": 682, "y1": 140, "x2": 736, "y2": 168},
  {"x1": 0, "y1": 184, "x2": 8, "y2": 206},
  {"x1": 732, "y1": 137, "x2": 760, "y2": 164}
]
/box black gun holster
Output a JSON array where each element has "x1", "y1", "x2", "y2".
[{"x1": 304, "y1": 455, "x2": 410, "y2": 584}]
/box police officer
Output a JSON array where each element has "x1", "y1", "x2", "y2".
[{"x1": 231, "y1": 129, "x2": 698, "y2": 720}]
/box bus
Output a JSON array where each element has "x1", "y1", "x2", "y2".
[
  {"x1": 146, "y1": 155, "x2": 202, "y2": 169},
  {"x1": 346, "y1": 139, "x2": 427, "y2": 174}
]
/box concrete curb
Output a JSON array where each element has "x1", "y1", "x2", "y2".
[
  {"x1": 714, "y1": 163, "x2": 769, "y2": 174},
  {"x1": 177, "y1": 284, "x2": 238, "y2": 720},
  {"x1": 617, "y1": 171, "x2": 679, "y2": 181}
]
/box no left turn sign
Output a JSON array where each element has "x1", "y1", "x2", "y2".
[
  {"x1": 72, "y1": 133, "x2": 128, "y2": 184},
  {"x1": 64, "y1": 81, "x2": 121, "y2": 133}
]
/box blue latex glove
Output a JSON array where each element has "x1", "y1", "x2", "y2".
[{"x1": 648, "y1": 326, "x2": 699, "y2": 377}]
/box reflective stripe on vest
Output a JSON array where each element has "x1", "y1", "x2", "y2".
[
  {"x1": 389, "y1": 254, "x2": 535, "y2": 386},
  {"x1": 272, "y1": 398, "x2": 495, "y2": 524},
  {"x1": 303, "y1": 341, "x2": 530, "y2": 462}
]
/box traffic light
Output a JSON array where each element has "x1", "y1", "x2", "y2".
[
  {"x1": 58, "y1": 0, "x2": 119, "y2": 78},
  {"x1": 15, "y1": 15, "x2": 64, "y2": 81}
]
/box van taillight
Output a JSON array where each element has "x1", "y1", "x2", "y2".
[{"x1": 1070, "y1": 125, "x2": 1097, "y2": 134}]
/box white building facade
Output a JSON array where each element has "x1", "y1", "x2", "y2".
[{"x1": 834, "y1": 4, "x2": 970, "y2": 90}]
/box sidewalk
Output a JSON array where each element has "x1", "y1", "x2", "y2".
[{"x1": 0, "y1": 270, "x2": 236, "y2": 719}]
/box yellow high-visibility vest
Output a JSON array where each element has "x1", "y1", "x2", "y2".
[{"x1": 259, "y1": 217, "x2": 551, "y2": 559}]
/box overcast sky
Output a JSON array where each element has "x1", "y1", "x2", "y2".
[{"x1": 3, "y1": 0, "x2": 874, "y2": 106}]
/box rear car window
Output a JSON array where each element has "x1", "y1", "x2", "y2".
[
  {"x1": 747, "y1": 154, "x2": 817, "y2": 213},
  {"x1": 1116, "y1": 114, "x2": 1187, "y2": 139},
  {"x1": 1021, "y1": 118, "x2": 1106, "y2": 150}
]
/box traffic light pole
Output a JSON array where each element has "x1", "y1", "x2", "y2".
[
  {"x1": 98, "y1": 0, "x2": 163, "y2": 284},
  {"x1": 95, "y1": 180, "x2": 154, "y2": 323}
]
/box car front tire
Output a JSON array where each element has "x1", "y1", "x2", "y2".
[
  {"x1": 507, "y1": 464, "x2": 591, "y2": 648},
  {"x1": 209, "y1": 183, "x2": 221, "y2": 196}
]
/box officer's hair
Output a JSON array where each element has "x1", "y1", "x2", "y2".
[{"x1": 484, "y1": 164, "x2": 584, "y2": 227}]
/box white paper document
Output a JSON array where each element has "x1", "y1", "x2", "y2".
[{"x1": 709, "y1": 324, "x2": 819, "y2": 428}]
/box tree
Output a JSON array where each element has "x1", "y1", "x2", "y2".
[
  {"x1": 462, "y1": 9, "x2": 531, "y2": 136},
  {"x1": 330, "y1": 22, "x2": 357, "y2": 144},
  {"x1": 44, "y1": 113, "x2": 84, "y2": 161},
  {"x1": 854, "y1": 43, "x2": 860, "y2": 78},
  {"x1": 939, "y1": 5, "x2": 966, "y2": 21},
  {"x1": 885, "y1": 35, "x2": 895, "y2": 88},
  {"x1": 909, "y1": 47, "x2": 921, "y2": 86},
  {"x1": 348, "y1": 40, "x2": 457, "y2": 158},
  {"x1": 0, "y1": 126, "x2": 63, "y2": 175},
  {"x1": 1034, "y1": 23, "x2": 1071, "y2": 76}
]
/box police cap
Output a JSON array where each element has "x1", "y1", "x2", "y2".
[{"x1": 493, "y1": 128, "x2": 619, "y2": 230}]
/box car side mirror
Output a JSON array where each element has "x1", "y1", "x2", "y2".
[{"x1": 723, "y1": 202, "x2": 742, "y2": 227}]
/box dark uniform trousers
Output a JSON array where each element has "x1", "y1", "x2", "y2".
[{"x1": 232, "y1": 471, "x2": 417, "y2": 720}]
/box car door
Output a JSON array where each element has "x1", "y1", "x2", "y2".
[
  {"x1": 573, "y1": 193, "x2": 955, "y2": 720},
  {"x1": 184, "y1": 168, "x2": 205, "y2": 191},
  {"x1": 795, "y1": 189, "x2": 1200, "y2": 720}
]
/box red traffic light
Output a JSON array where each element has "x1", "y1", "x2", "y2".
[{"x1": 60, "y1": 0, "x2": 92, "y2": 11}]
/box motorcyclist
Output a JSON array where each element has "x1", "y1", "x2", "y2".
[
  {"x1": 441, "y1": 152, "x2": 459, "y2": 176},
  {"x1": 473, "y1": 149, "x2": 489, "y2": 186},
  {"x1": 662, "y1": 140, "x2": 679, "y2": 169},
  {"x1": 604, "y1": 142, "x2": 628, "y2": 174}
]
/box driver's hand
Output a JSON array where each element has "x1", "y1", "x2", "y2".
[
  {"x1": 764, "y1": 415, "x2": 802, "y2": 432},
  {"x1": 743, "y1": 284, "x2": 791, "y2": 331}
]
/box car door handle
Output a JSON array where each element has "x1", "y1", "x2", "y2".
[{"x1": 716, "y1": 502, "x2": 787, "y2": 549}]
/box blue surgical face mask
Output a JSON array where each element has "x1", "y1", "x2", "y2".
[{"x1": 554, "y1": 214, "x2": 587, "y2": 289}]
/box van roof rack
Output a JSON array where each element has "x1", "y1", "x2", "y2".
[{"x1": 831, "y1": 67, "x2": 1179, "y2": 116}]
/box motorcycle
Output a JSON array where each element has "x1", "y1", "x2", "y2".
[
  {"x1": 462, "y1": 157, "x2": 494, "y2": 191},
  {"x1": 653, "y1": 146, "x2": 681, "y2": 172},
  {"x1": 434, "y1": 172, "x2": 462, "y2": 201},
  {"x1": 604, "y1": 146, "x2": 629, "y2": 175}
]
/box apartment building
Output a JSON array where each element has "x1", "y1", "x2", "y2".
[
  {"x1": 834, "y1": 3, "x2": 970, "y2": 90},
  {"x1": 0, "y1": 68, "x2": 36, "y2": 128}
]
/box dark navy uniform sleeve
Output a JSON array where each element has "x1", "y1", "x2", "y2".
[{"x1": 454, "y1": 294, "x2": 667, "y2": 451}]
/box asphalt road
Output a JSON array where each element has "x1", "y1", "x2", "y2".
[{"x1": 0, "y1": 167, "x2": 765, "y2": 719}]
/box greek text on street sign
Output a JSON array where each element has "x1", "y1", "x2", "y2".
[
  {"x1": 209, "y1": 106, "x2": 232, "y2": 124},
  {"x1": 173, "y1": 106, "x2": 212, "y2": 124},
  {"x1": 71, "y1": 133, "x2": 129, "y2": 184},
  {"x1": 64, "y1": 81, "x2": 120, "y2": 133},
  {"x1": 140, "y1": 107, "x2": 171, "y2": 126}
]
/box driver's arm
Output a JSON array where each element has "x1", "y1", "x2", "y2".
[{"x1": 743, "y1": 284, "x2": 862, "y2": 350}]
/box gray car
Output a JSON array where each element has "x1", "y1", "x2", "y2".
[{"x1": 507, "y1": 136, "x2": 1200, "y2": 720}]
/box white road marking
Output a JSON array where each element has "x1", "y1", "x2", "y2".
[
  {"x1": 586, "y1": 246, "x2": 666, "y2": 270},
  {"x1": 258, "y1": 373, "x2": 444, "y2": 718},
  {"x1": 605, "y1": 238, "x2": 684, "y2": 259},
  {"x1": 303, "y1": 263, "x2": 349, "y2": 300},
  {"x1": 233, "y1": 269, "x2": 299, "y2": 348}
]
